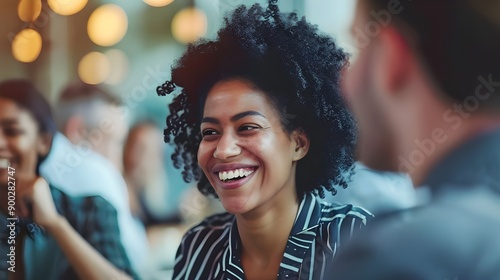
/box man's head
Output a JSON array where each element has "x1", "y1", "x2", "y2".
[
  {"x1": 344, "y1": 0, "x2": 500, "y2": 184},
  {"x1": 56, "y1": 82, "x2": 128, "y2": 171}
]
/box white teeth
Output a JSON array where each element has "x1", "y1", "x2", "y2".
[
  {"x1": 218, "y1": 168, "x2": 255, "y2": 182},
  {"x1": 0, "y1": 159, "x2": 9, "y2": 169}
]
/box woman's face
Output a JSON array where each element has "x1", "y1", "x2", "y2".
[
  {"x1": 0, "y1": 98, "x2": 49, "y2": 184},
  {"x1": 197, "y1": 79, "x2": 309, "y2": 215}
]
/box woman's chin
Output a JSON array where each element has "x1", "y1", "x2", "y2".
[{"x1": 220, "y1": 197, "x2": 252, "y2": 215}]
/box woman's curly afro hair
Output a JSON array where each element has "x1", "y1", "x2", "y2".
[{"x1": 158, "y1": 1, "x2": 357, "y2": 199}]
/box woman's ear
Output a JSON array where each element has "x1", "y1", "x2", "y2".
[
  {"x1": 292, "y1": 128, "x2": 310, "y2": 161},
  {"x1": 37, "y1": 132, "x2": 52, "y2": 158}
]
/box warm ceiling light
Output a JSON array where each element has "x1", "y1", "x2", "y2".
[
  {"x1": 12, "y1": 29, "x2": 43, "y2": 63},
  {"x1": 104, "y1": 49, "x2": 129, "y2": 85},
  {"x1": 48, "y1": 0, "x2": 88, "y2": 16},
  {"x1": 78, "y1": 52, "x2": 111, "y2": 85},
  {"x1": 143, "y1": 0, "x2": 175, "y2": 8},
  {"x1": 171, "y1": 7, "x2": 207, "y2": 44},
  {"x1": 18, "y1": 0, "x2": 42, "y2": 22},
  {"x1": 87, "y1": 4, "x2": 128, "y2": 47}
]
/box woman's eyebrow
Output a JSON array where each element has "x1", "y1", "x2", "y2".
[
  {"x1": 230, "y1": 110, "x2": 266, "y2": 122},
  {"x1": 201, "y1": 110, "x2": 266, "y2": 124},
  {"x1": 201, "y1": 117, "x2": 219, "y2": 124}
]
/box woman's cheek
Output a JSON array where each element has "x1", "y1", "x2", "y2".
[{"x1": 197, "y1": 142, "x2": 213, "y2": 172}]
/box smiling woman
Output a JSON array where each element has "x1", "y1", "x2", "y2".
[
  {"x1": 198, "y1": 80, "x2": 310, "y2": 215},
  {"x1": 159, "y1": 1, "x2": 373, "y2": 279},
  {"x1": 0, "y1": 80, "x2": 134, "y2": 280}
]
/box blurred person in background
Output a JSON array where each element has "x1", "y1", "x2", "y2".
[
  {"x1": 123, "y1": 121, "x2": 181, "y2": 225},
  {"x1": 0, "y1": 79, "x2": 134, "y2": 280},
  {"x1": 123, "y1": 121, "x2": 185, "y2": 278},
  {"x1": 39, "y1": 82, "x2": 148, "y2": 276},
  {"x1": 329, "y1": 0, "x2": 500, "y2": 279},
  {"x1": 158, "y1": 2, "x2": 373, "y2": 279},
  {"x1": 54, "y1": 82, "x2": 128, "y2": 172}
]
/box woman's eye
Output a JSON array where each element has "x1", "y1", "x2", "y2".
[
  {"x1": 3, "y1": 128, "x2": 22, "y2": 136},
  {"x1": 239, "y1": 125, "x2": 260, "y2": 132},
  {"x1": 202, "y1": 129, "x2": 218, "y2": 138}
]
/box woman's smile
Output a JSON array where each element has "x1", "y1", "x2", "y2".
[{"x1": 213, "y1": 163, "x2": 258, "y2": 189}]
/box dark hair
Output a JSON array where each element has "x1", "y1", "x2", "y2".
[
  {"x1": 158, "y1": 2, "x2": 356, "y2": 198},
  {"x1": 0, "y1": 79, "x2": 57, "y2": 168},
  {"x1": 0, "y1": 79, "x2": 57, "y2": 137},
  {"x1": 366, "y1": 0, "x2": 500, "y2": 110}
]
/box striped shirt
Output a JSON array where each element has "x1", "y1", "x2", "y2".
[{"x1": 173, "y1": 192, "x2": 373, "y2": 280}]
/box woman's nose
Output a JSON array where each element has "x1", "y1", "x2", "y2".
[{"x1": 213, "y1": 132, "x2": 241, "y2": 159}]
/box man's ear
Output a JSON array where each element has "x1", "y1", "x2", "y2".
[
  {"x1": 291, "y1": 128, "x2": 310, "y2": 161},
  {"x1": 37, "y1": 132, "x2": 52, "y2": 158},
  {"x1": 63, "y1": 115, "x2": 84, "y2": 144},
  {"x1": 372, "y1": 26, "x2": 413, "y2": 96}
]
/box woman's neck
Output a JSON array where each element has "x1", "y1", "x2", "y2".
[{"x1": 236, "y1": 188, "x2": 299, "y2": 266}]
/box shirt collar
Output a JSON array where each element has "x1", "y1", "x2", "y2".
[
  {"x1": 222, "y1": 192, "x2": 323, "y2": 279},
  {"x1": 223, "y1": 219, "x2": 244, "y2": 279},
  {"x1": 290, "y1": 192, "x2": 322, "y2": 235},
  {"x1": 423, "y1": 129, "x2": 500, "y2": 193}
]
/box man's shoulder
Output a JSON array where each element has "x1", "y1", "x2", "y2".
[
  {"x1": 43, "y1": 148, "x2": 125, "y2": 188},
  {"x1": 329, "y1": 195, "x2": 500, "y2": 279},
  {"x1": 364, "y1": 197, "x2": 500, "y2": 249}
]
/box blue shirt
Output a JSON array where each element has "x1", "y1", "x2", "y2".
[{"x1": 173, "y1": 192, "x2": 373, "y2": 280}]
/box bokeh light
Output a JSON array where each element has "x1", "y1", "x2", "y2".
[
  {"x1": 18, "y1": 0, "x2": 42, "y2": 22},
  {"x1": 143, "y1": 0, "x2": 175, "y2": 8},
  {"x1": 48, "y1": 0, "x2": 88, "y2": 16},
  {"x1": 87, "y1": 4, "x2": 128, "y2": 47},
  {"x1": 12, "y1": 29, "x2": 43, "y2": 63},
  {"x1": 171, "y1": 7, "x2": 207, "y2": 44},
  {"x1": 78, "y1": 52, "x2": 111, "y2": 85},
  {"x1": 104, "y1": 49, "x2": 129, "y2": 85}
]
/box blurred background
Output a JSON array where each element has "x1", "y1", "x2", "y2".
[{"x1": 0, "y1": 0, "x2": 360, "y2": 278}]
